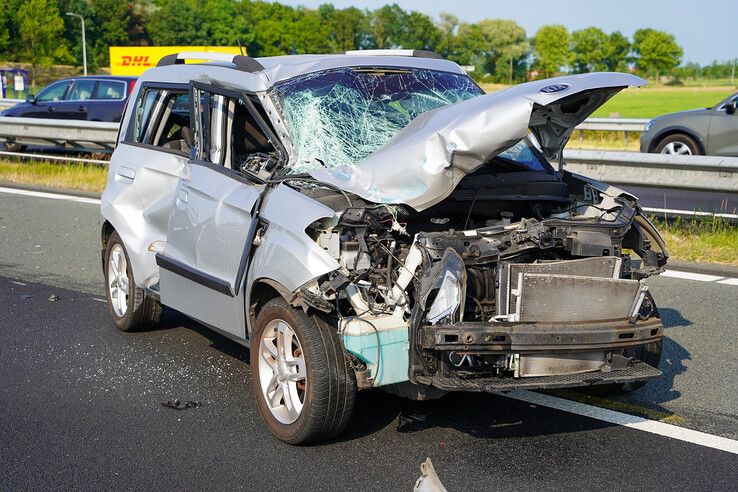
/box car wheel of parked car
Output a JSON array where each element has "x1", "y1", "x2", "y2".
[
  {"x1": 2, "y1": 141, "x2": 23, "y2": 152},
  {"x1": 251, "y1": 297, "x2": 357, "y2": 445},
  {"x1": 655, "y1": 133, "x2": 700, "y2": 155},
  {"x1": 104, "y1": 231, "x2": 162, "y2": 332}
]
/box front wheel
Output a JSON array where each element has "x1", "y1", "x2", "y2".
[
  {"x1": 104, "y1": 231, "x2": 162, "y2": 332},
  {"x1": 654, "y1": 133, "x2": 700, "y2": 155},
  {"x1": 251, "y1": 298, "x2": 356, "y2": 445}
]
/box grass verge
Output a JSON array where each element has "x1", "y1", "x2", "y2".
[
  {"x1": 651, "y1": 216, "x2": 738, "y2": 267},
  {"x1": 0, "y1": 159, "x2": 107, "y2": 193},
  {"x1": 479, "y1": 83, "x2": 736, "y2": 119}
]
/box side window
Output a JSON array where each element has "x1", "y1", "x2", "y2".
[
  {"x1": 130, "y1": 87, "x2": 191, "y2": 154},
  {"x1": 67, "y1": 80, "x2": 96, "y2": 101},
  {"x1": 192, "y1": 86, "x2": 279, "y2": 179},
  {"x1": 94, "y1": 81, "x2": 125, "y2": 100},
  {"x1": 36, "y1": 81, "x2": 70, "y2": 102}
]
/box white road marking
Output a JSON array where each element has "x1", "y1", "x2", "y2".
[
  {"x1": 92, "y1": 298, "x2": 107, "y2": 303},
  {"x1": 0, "y1": 186, "x2": 100, "y2": 205},
  {"x1": 661, "y1": 270, "x2": 725, "y2": 282},
  {"x1": 505, "y1": 390, "x2": 738, "y2": 455},
  {"x1": 717, "y1": 278, "x2": 738, "y2": 286},
  {"x1": 642, "y1": 207, "x2": 738, "y2": 221}
]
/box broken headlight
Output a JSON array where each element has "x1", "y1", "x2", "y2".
[{"x1": 427, "y1": 270, "x2": 462, "y2": 324}]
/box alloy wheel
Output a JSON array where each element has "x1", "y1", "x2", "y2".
[
  {"x1": 258, "y1": 318, "x2": 307, "y2": 424},
  {"x1": 108, "y1": 243, "x2": 129, "y2": 317}
]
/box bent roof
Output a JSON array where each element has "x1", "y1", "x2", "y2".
[{"x1": 138, "y1": 53, "x2": 466, "y2": 92}]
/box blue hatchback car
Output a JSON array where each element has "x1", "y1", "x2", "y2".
[{"x1": 1, "y1": 75, "x2": 137, "y2": 122}]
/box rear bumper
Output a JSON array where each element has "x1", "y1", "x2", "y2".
[{"x1": 415, "y1": 317, "x2": 663, "y2": 392}]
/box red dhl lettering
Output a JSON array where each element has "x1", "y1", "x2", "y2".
[{"x1": 120, "y1": 55, "x2": 152, "y2": 67}]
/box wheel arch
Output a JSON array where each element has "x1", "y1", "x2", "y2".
[
  {"x1": 100, "y1": 220, "x2": 116, "y2": 270},
  {"x1": 649, "y1": 126, "x2": 706, "y2": 154},
  {"x1": 246, "y1": 278, "x2": 293, "y2": 339}
]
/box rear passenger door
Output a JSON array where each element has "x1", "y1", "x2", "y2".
[
  {"x1": 158, "y1": 82, "x2": 280, "y2": 339},
  {"x1": 89, "y1": 79, "x2": 127, "y2": 122}
]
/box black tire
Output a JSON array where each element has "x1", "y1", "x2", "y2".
[
  {"x1": 103, "y1": 231, "x2": 162, "y2": 332},
  {"x1": 2, "y1": 141, "x2": 23, "y2": 152},
  {"x1": 251, "y1": 297, "x2": 356, "y2": 445},
  {"x1": 654, "y1": 133, "x2": 701, "y2": 155}
]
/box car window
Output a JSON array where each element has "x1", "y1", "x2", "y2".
[
  {"x1": 94, "y1": 81, "x2": 125, "y2": 100},
  {"x1": 36, "y1": 81, "x2": 70, "y2": 102},
  {"x1": 131, "y1": 87, "x2": 191, "y2": 154},
  {"x1": 67, "y1": 80, "x2": 96, "y2": 101},
  {"x1": 495, "y1": 139, "x2": 553, "y2": 173},
  {"x1": 192, "y1": 86, "x2": 277, "y2": 178}
]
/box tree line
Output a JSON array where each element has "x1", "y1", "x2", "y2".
[{"x1": 0, "y1": 0, "x2": 727, "y2": 83}]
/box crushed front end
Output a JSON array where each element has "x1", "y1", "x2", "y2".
[{"x1": 297, "y1": 171, "x2": 666, "y2": 395}]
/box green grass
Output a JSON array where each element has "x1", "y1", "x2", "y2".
[
  {"x1": 651, "y1": 216, "x2": 738, "y2": 266},
  {"x1": 480, "y1": 83, "x2": 736, "y2": 119},
  {"x1": 592, "y1": 87, "x2": 735, "y2": 118},
  {"x1": 0, "y1": 159, "x2": 107, "y2": 193}
]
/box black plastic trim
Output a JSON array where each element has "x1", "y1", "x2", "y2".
[{"x1": 155, "y1": 253, "x2": 234, "y2": 297}]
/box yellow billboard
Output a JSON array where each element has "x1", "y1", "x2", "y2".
[{"x1": 109, "y1": 46, "x2": 243, "y2": 76}]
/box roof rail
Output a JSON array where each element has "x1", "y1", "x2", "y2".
[
  {"x1": 157, "y1": 52, "x2": 264, "y2": 73},
  {"x1": 344, "y1": 49, "x2": 444, "y2": 60}
]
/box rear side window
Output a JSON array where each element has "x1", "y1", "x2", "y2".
[
  {"x1": 130, "y1": 87, "x2": 191, "y2": 155},
  {"x1": 67, "y1": 80, "x2": 96, "y2": 101},
  {"x1": 95, "y1": 81, "x2": 125, "y2": 100}
]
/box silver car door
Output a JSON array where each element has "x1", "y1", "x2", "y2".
[
  {"x1": 101, "y1": 84, "x2": 191, "y2": 293},
  {"x1": 707, "y1": 95, "x2": 738, "y2": 156},
  {"x1": 157, "y1": 84, "x2": 264, "y2": 339}
]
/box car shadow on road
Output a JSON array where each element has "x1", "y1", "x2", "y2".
[{"x1": 166, "y1": 304, "x2": 696, "y2": 443}]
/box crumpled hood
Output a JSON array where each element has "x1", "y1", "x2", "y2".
[{"x1": 309, "y1": 72, "x2": 645, "y2": 211}]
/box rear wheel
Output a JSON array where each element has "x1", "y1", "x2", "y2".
[
  {"x1": 654, "y1": 133, "x2": 700, "y2": 155},
  {"x1": 251, "y1": 298, "x2": 356, "y2": 444},
  {"x1": 2, "y1": 141, "x2": 23, "y2": 152},
  {"x1": 104, "y1": 231, "x2": 162, "y2": 332}
]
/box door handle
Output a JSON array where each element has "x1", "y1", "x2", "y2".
[
  {"x1": 47, "y1": 107, "x2": 54, "y2": 112},
  {"x1": 77, "y1": 105, "x2": 86, "y2": 112}
]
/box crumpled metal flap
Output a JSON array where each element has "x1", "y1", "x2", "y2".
[{"x1": 310, "y1": 72, "x2": 645, "y2": 211}]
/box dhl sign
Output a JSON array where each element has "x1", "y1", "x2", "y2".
[{"x1": 109, "y1": 46, "x2": 243, "y2": 76}]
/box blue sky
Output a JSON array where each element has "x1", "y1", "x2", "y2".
[{"x1": 280, "y1": 0, "x2": 737, "y2": 65}]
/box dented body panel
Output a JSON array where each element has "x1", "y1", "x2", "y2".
[{"x1": 101, "y1": 52, "x2": 665, "y2": 400}]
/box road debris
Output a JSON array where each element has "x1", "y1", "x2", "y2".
[
  {"x1": 161, "y1": 399, "x2": 201, "y2": 410},
  {"x1": 48, "y1": 294, "x2": 60, "y2": 302},
  {"x1": 413, "y1": 458, "x2": 447, "y2": 492}
]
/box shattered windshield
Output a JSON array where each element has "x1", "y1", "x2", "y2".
[{"x1": 271, "y1": 67, "x2": 483, "y2": 172}]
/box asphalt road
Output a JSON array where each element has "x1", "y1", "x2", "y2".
[{"x1": 1, "y1": 189, "x2": 737, "y2": 490}]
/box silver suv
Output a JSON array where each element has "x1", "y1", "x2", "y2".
[{"x1": 101, "y1": 51, "x2": 667, "y2": 444}]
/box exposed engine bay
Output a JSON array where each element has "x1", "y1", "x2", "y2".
[{"x1": 291, "y1": 168, "x2": 667, "y2": 395}]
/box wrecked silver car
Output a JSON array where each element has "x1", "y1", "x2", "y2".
[{"x1": 100, "y1": 51, "x2": 666, "y2": 444}]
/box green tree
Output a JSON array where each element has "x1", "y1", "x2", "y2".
[
  {"x1": 0, "y1": 0, "x2": 11, "y2": 57},
  {"x1": 148, "y1": 0, "x2": 206, "y2": 46},
  {"x1": 320, "y1": 6, "x2": 371, "y2": 51},
  {"x1": 455, "y1": 19, "x2": 528, "y2": 82},
  {"x1": 436, "y1": 12, "x2": 459, "y2": 58},
  {"x1": 603, "y1": 31, "x2": 631, "y2": 72},
  {"x1": 369, "y1": 4, "x2": 407, "y2": 49},
  {"x1": 17, "y1": 0, "x2": 73, "y2": 85},
  {"x1": 532, "y1": 24, "x2": 572, "y2": 77},
  {"x1": 633, "y1": 28, "x2": 683, "y2": 77},
  {"x1": 571, "y1": 27, "x2": 608, "y2": 72}
]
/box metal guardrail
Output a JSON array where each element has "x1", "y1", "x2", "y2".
[
  {"x1": 576, "y1": 117, "x2": 648, "y2": 132},
  {"x1": 563, "y1": 149, "x2": 738, "y2": 193},
  {"x1": 0, "y1": 116, "x2": 119, "y2": 151},
  {"x1": 0, "y1": 98, "x2": 24, "y2": 111}
]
